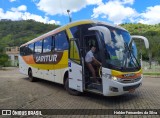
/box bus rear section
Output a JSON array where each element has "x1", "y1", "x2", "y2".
[{"x1": 19, "y1": 30, "x2": 69, "y2": 84}]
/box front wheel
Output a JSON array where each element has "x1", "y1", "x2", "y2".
[
  {"x1": 28, "y1": 70, "x2": 37, "y2": 82},
  {"x1": 64, "y1": 78, "x2": 81, "y2": 96}
]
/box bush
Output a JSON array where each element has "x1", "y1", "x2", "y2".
[
  {"x1": 4, "y1": 61, "x2": 11, "y2": 67},
  {"x1": 0, "y1": 53, "x2": 9, "y2": 66},
  {"x1": 157, "y1": 57, "x2": 160, "y2": 65}
]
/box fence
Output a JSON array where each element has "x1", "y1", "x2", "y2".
[{"x1": 142, "y1": 59, "x2": 160, "y2": 75}]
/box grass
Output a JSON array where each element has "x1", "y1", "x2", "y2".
[{"x1": 143, "y1": 73, "x2": 160, "y2": 76}]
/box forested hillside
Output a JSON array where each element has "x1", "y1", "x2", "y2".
[
  {"x1": 0, "y1": 19, "x2": 59, "y2": 52},
  {"x1": 0, "y1": 20, "x2": 160, "y2": 62},
  {"x1": 121, "y1": 23, "x2": 160, "y2": 61}
]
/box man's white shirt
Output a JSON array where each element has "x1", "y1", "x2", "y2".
[{"x1": 85, "y1": 50, "x2": 94, "y2": 63}]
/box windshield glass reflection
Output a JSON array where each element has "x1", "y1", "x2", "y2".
[{"x1": 99, "y1": 25, "x2": 140, "y2": 70}]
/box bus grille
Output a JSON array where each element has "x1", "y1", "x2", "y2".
[{"x1": 119, "y1": 77, "x2": 141, "y2": 83}]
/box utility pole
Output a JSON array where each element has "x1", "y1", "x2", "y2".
[{"x1": 67, "y1": 10, "x2": 72, "y2": 23}]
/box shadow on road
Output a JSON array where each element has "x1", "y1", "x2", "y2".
[{"x1": 22, "y1": 77, "x2": 140, "y2": 107}]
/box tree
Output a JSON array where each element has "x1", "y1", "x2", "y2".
[{"x1": 0, "y1": 53, "x2": 9, "y2": 66}]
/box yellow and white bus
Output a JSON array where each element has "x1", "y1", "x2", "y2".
[{"x1": 19, "y1": 20, "x2": 149, "y2": 96}]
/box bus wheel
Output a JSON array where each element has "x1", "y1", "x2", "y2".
[
  {"x1": 65, "y1": 78, "x2": 81, "y2": 96},
  {"x1": 28, "y1": 69, "x2": 36, "y2": 82}
]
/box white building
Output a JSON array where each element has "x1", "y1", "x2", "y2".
[{"x1": 5, "y1": 47, "x2": 19, "y2": 66}]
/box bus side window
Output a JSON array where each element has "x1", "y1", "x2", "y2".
[
  {"x1": 43, "y1": 36, "x2": 52, "y2": 53},
  {"x1": 20, "y1": 46, "x2": 25, "y2": 56},
  {"x1": 55, "y1": 31, "x2": 69, "y2": 51},
  {"x1": 20, "y1": 47, "x2": 24, "y2": 56},
  {"x1": 35, "y1": 40, "x2": 42, "y2": 54},
  {"x1": 28, "y1": 43, "x2": 34, "y2": 55},
  {"x1": 24, "y1": 46, "x2": 29, "y2": 55}
]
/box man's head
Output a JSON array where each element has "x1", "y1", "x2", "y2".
[{"x1": 91, "y1": 45, "x2": 96, "y2": 53}]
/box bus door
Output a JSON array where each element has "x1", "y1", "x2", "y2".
[
  {"x1": 68, "y1": 38, "x2": 83, "y2": 92},
  {"x1": 83, "y1": 34, "x2": 102, "y2": 77}
]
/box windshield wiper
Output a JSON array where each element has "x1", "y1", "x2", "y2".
[{"x1": 124, "y1": 43, "x2": 140, "y2": 68}]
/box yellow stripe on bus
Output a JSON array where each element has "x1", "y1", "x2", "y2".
[{"x1": 111, "y1": 69, "x2": 142, "y2": 78}]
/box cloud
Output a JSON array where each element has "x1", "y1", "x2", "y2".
[
  {"x1": 11, "y1": 5, "x2": 27, "y2": 12},
  {"x1": 9, "y1": 0, "x2": 16, "y2": 2},
  {"x1": 86, "y1": 0, "x2": 102, "y2": 5},
  {"x1": 22, "y1": 12, "x2": 60, "y2": 24},
  {"x1": 0, "y1": 6, "x2": 60, "y2": 24},
  {"x1": 36, "y1": 0, "x2": 102, "y2": 15},
  {"x1": 121, "y1": 0, "x2": 134, "y2": 5},
  {"x1": 91, "y1": 0, "x2": 137, "y2": 24},
  {"x1": 17, "y1": 5, "x2": 27, "y2": 11},
  {"x1": 0, "y1": 8, "x2": 22, "y2": 21},
  {"x1": 139, "y1": 5, "x2": 160, "y2": 24}
]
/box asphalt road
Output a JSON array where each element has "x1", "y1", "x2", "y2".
[{"x1": 0, "y1": 67, "x2": 160, "y2": 118}]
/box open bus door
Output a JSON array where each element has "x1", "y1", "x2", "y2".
[{"x1": 68, "y1": 38, "x2": 83, "y2": 93}]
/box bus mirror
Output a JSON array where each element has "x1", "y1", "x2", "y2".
[
  {"x1": 130, "y1": 35, "x2": 149, "y2": 49},
  {"x1": 88, "y1": 26, "x2": 112, "y2": 45}
]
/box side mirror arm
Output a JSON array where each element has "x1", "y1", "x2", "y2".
[
  {"x1": 88, "y1": 26, "x2": 112, "y2": 45},
  {"x1": 130, "y1": 35, "x2": 149, "y2": 49}
]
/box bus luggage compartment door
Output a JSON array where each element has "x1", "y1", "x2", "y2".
[{"x1": 68, "y1": 60, "x2": 83, "y2": 92}]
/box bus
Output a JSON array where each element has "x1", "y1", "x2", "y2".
[{"x1": 19, "y1": 20, "x2": 149, "y2": 96}]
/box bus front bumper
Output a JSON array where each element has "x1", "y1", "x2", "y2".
[{"x1": 102, "y1": 77, "x2": 142, "y2": 96}]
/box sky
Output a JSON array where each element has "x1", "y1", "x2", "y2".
[{"x1": 0, "y1": 0, "x2": 160, "y2": 25}]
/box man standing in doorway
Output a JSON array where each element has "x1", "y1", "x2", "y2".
[{"x1": 85, "y1": 45, "x2": 101, "y2": 84}]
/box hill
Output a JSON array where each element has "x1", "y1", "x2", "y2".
[{"x1": 0, "y1": 19, "x2": 59, "y2": 52}]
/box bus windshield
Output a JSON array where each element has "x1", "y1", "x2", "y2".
[{"x1": 100, "y1": 25, "x2": 140, "y2": 71}]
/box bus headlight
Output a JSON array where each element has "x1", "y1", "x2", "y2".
[
  {"x1": 102, "y1": 73, "x2": 120, "y2": 81},
  {"x1": 111, "y1": 76, "x2": 121, "y2": 82},
  {"x1": 112, "y1": 76, "x2": 118, "y2": 81}
]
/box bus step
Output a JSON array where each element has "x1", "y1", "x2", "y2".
[
  {"x1": 87, "y1": 83, "x2": 102, "y2": 91},
  {"x1": 85, "y1": 89, "x2": 103, "y2": 95}
]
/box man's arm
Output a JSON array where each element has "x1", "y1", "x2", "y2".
[{"x1": 92, "y1": 57, "x2": 102, "y2": 66}]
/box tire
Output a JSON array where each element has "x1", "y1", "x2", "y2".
[
  {"x1": 64, "y1": 78, "x2": 81, "y2": 96},
  {"x1": 28, "y1": 69, "x2": 36, "y2": 82}
]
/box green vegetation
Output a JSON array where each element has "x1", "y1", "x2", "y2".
[
  {"x1": 121, "y1": 23, "x2": 160, "y2": 62},
  {"x1": 0, "y1": 19, "x2": 59, "y2": 53},
  {"x1": 143, "y1": 73, "x2": 160, "y2": 76},
  {"x1": 0, "y1": 53, "x2": 9, "y2": 67}
]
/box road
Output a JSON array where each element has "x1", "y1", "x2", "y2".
[{"x1": 0, "y1": 67, "x2": 160, "y2": 117}]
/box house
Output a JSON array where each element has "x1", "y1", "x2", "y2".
[{"x1": 5, "y1": 46, "x2": 19, "y2": 66}]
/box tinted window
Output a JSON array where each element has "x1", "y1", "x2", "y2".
[
  {"x1": 28, "y1": 43, "x2": 34, "y2": 54},
  {"x1": 43, "y1": 36, "x2": 52, "y2": 53},
  {"x1": 70, "y1": 24, "x2": 93, "y2": 37},
  {"x1": 20, "y1": 46, "x2": 29, "y2": 56},
  {"x1": 35, "y1": 40, "x2": 42, "y2": 53},
  {"x1": 20, "y1": 46, "x2": 25, "y2": 56},
  {"x1": 55, "y1": 31, "x2": 69, "y2": 51},
  {"x1": 70, "y1": 26, "x2": 80, "y2": 39},
  {"x1": 70, "y1": 24, "x2": 93, "y2": 47}
]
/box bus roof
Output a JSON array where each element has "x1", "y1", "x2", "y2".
[{"x1": 20, "y1": 20, "x2": 127, "y2": 47}]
